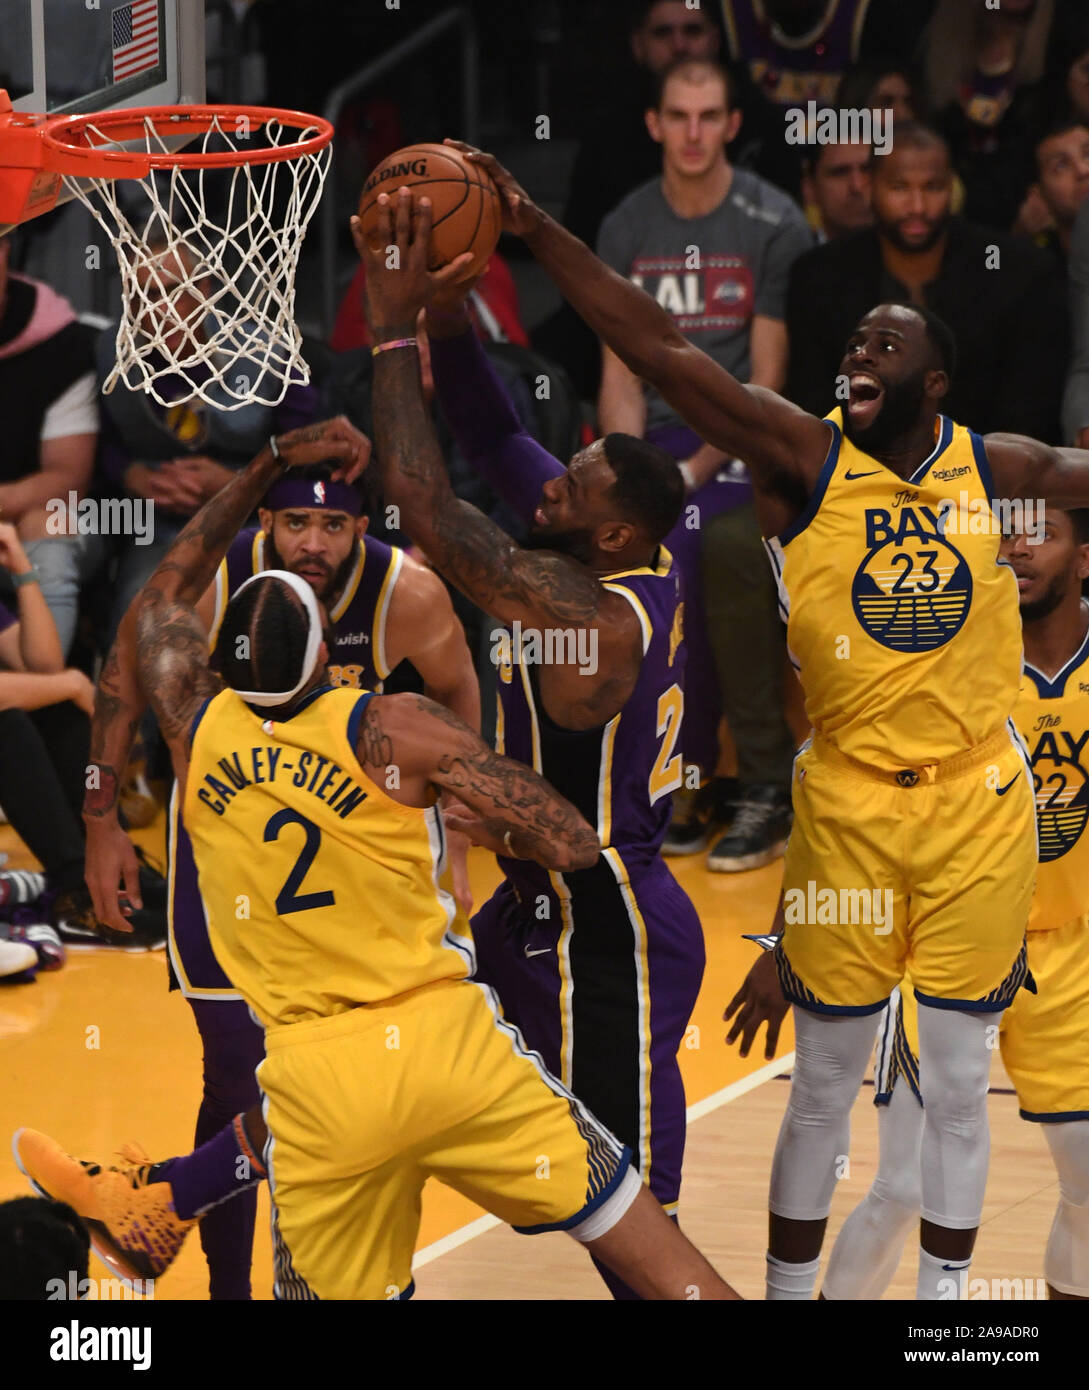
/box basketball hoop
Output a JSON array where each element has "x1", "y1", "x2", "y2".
[{"x1": 19, "y1": 100, "x2": 334, "y2": 409}]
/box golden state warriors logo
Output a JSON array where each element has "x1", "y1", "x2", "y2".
[
  {"x1": 1029, "y1": 728, "x2": 1089, "y2": 861},
  {"x1": 852, "y1": 506, "x2": 972, "y2": 652}
]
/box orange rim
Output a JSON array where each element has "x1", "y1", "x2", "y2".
[{"x1": 40, "y1": 102, "x2": 333, "y2": 180}]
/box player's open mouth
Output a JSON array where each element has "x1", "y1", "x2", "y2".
[
  {"x1": 847, "y1": 374, "x2": 884, "y2": 426},
  {"x1": 534, "y1": 506, "x2": 548, "y2": 527}
]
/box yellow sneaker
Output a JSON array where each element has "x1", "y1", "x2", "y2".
[{"x1": 11, "y1": 1128, "x2": 195, "y2": 1281}]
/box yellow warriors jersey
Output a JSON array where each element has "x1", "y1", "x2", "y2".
[
  {"x1": 183, "y1": 685, "x2": 472, "y2": 1027},
  {"x1": 765, "y1": 410, "x2": 1023, "y2": 768},
  {"x1": 1017, "y1": 626, "x2": 1089, "y2": 931}
]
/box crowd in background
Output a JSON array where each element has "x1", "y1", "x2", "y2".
[{"x1": 1, "y1": 0, "x2": 1089, "y2": 985}]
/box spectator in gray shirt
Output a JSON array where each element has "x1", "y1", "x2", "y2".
[{"x1": 597, "y1": 57, "x2": 812, "y2": 873}]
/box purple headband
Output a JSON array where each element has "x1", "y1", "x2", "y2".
[{"x1": 263, "y1": 476, "x2": 366, "y2": 517}]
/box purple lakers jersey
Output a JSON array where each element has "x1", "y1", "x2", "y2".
[
  {"x1": 169, "y1": 527, "x2": 405, "y2": 998},
  {"x1": 721, "y1": 0, "x2": 869, "y2": 108},
  {"x1": 210, "y1": 527, "x2": 404, "y2": 692},
  {"x1": 494, "y1": 545, "x2": 686, "y2": 903}
]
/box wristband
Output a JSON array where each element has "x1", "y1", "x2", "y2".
[
  {"x1": 371, "y1": 337, "x2": 418, "y2": 357},
  {"x1": 12, "y1": 568, "x2": 40, "y2": 589},
  {"x1": 268, "y1": 434, "x2": 288, "y2": 470}
]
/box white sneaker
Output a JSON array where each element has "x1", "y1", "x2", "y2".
[{"x1": 0, "y1": 938, "x2": 37, "y2": 979}]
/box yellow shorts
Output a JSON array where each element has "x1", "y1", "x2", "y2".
[
  {"x1": 777, "y1": 728, "x2": 1036, "y2": 1014},
  {"x1": 878, "y1": 919, "x2": 1089, "y2": 1120},
  {"x1": 1001, "y1": 917, "x2": 1089, "y2": 1121},
  {"x1": 258, "y1": 978, "x2": 629, "y2": 1300}
]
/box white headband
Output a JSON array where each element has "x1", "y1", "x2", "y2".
[{"x1": 228, "y1": 568, "x2": 324, "y2": 708}]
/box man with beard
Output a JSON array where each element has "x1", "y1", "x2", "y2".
[
  {"x1": 351, "y1": 192, "x2": 701, "y2": 1303},
  {"x1": 76, "y1": 460, "x2": 478, "y2": 1301},
  {"x1": 447, "y1": 133, "x2": 1089, "y2": 1300},
  {"x1": 784, "y1": 122, "x2": 1067, "y2": 442}
]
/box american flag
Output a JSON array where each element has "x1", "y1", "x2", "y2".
[{"x1": 112, "y1": 0, "x2": 160, "y2": 83}]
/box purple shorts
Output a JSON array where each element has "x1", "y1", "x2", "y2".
[{"x1": 470, "y1": 854, "x2": 705, "y2": 1208}]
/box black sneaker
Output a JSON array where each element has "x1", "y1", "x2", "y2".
[
  {"x1": 707, "y1": 784, "x2": 792, "y2": 873},
  {"x1": 662, "y1": 784, "x2": 713, "y2": 856},
  {"x1": 50, "y1": 887, "x2": 166, "y2": 954},
  {"x1": 711, "y1": 776, "x2": 742, "y2": 827}
]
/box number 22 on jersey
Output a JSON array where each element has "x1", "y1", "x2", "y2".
[{"x1": 649, "y1": 683, "x2": 684, "y2": 804}]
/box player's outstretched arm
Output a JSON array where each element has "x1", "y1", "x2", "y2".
[
  {"x1": 356, "y1": 693, "x2": 600, "y2": 872},
  {"x1": 985, "y1": 434, "x2": 1089, "y2": 508},
  {"x1": 445, "y1": 141, "x2": 831, "y2": 485},
  {"x1": 134, "y1": 420, "x2": 369, "y2": 773},
  {"x1": 361, "y1": 192, "x2": 621, "y2": 634}
]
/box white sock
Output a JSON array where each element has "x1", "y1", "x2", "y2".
[
  {"x1": 766, "y1": 1253, "x2": 821, "y2": 1300},
  {"x1": 917, "y1": 1246, "x2": 970, "y2": 1300}
]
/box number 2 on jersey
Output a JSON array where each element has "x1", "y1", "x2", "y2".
[
  {"x1": 649, "y1": 683, "x2": 684, "y2": 804},
  {"x1": 264, "y1": 809, "x2": 336, "y2": 914}
]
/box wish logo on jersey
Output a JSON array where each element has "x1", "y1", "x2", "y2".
[
  {"x1": 851, "y1": 504, "x2": 972, "y2": 653},
  {"x1": 1026, "y1": 726, "x2": 1089, "y2": 861}
]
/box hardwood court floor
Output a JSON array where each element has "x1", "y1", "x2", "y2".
[{"x1": 0, "y1": 815, "x2": 1053, "y2": 1300}]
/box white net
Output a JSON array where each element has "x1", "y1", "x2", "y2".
[{"x1": 60, "y1": 111, "x2": 331, "y2": 410}]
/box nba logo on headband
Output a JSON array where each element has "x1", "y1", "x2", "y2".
[{"x1": 313, "y1": 481, "x2": 326, "y2": 505}]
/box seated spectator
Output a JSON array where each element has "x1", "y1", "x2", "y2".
[
  {"x1": 0, "y1": 1196, "x2": 89, "y2": 1300},
  {"x1": 921, "y1": 0, "x2": 1056, "y2": 229},
  {"x1": 0, "y1": 521, "x2": 160, "y2": 950},
  {"x1": 834, "y1": 57, "x2": 925, "y2": 125},
  {"x1": 785, "y1": 122, "x2": 1068, "y2": 442},
  {"x1": 543, "y1": 0, "x2": 724, "y2": 398},
  {"x1": 1062, "y1": 198, "x2": 1089, "y2": 447},
  {"x1": 719, "y1": 0, "x2": 934, "y2": 109},
  {"x1": 330, "y1": 252, "x2": 528, "y2": 352},
  {"x1": 1013, "y1": 118, "x2": 1089, "y2": 264},
  {"x1": 0, "y1": 234, "x2": 103, "y2": 658},
  {"x1": 801, "y1": 141, "x2": 873, "y2": 241},
  {"x1": 598, "y1": 57, "x2": 811, "y2": 871},
  {"x1": 96, "y1": 238, "x2": 319, "y2": 641}
]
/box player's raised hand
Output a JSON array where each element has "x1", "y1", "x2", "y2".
[
  {"x1": 271, "y1": 417, "x2": 371, "y2": 483},
  {"x1": 352, "y1": 188, "x2": 474, "y2": 335},
  {"x1": 724, "y1": 949, "x2": 789, "y2": 1060},
  {"x1": 443, "y1": 140, "x2": 542, "y2": 240}
]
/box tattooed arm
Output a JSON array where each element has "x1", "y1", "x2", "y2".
[
  {"x1": 84, "y1": 419, "x2": 369, "y2": 931},
  {"x1": 355, "y1": 195, "x2": 628, "y2": 636},
  {"x1": 357, "y1": 692, "x2": 599, "y2": 871},
  {"x1": 134, "y1": 419, "x2": 369, "y2": 769}
]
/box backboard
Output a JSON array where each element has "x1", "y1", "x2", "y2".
[{"x1": 0, "y1": 0, "x2": 205, "y2": 231}]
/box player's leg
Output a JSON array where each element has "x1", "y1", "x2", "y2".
[
  {"x1": 563, "y1": 859, "x2": 704, "y2": 1299},
  {"x1": 822, "y1": 1081, "x2": 924, "y2": 1299},
  {"x1": 577, "y1": 1179, "x2": 737, "y2": 1300},
  {"x1": 423, "y1": 978, "x2": 739, "y2": 1299},
  {"x1": 175, "y1": 999, "x2": 265, "y2": 1299},
  {"x1": 767, "y1": 1006, "x2": 883, "y2": 1298},
  {"x1": 914, "y1": 1001, "x2": 1001, "y2": 1296},
  {"x1": 908, "y1": 737, "x2": 1036, "y2": 1298},
  {"x1": 998, "y1": 920, "x2": 1089, "y2": 1300},
  {"x1": 1041, "y1": 1123, "x2": 1089, "y2": 1300}
]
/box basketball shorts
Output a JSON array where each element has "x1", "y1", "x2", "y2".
[
  {"x1": 777, "y1": 727, "x2": 1036, "y2": 1014},
  {"x1": 470, "y1": 853, "x2": 705, "y2": 1213},
  {"x1": 877, "y1": 918, "x2": 1089, "y2": 1121},
  {"x1": 259, "y1": 977, "x2": 631, "y2": 1300}
]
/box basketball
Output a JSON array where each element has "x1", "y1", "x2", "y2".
[{"x1": 357, "y1": 142, "x2": 502, "y2": 277}]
